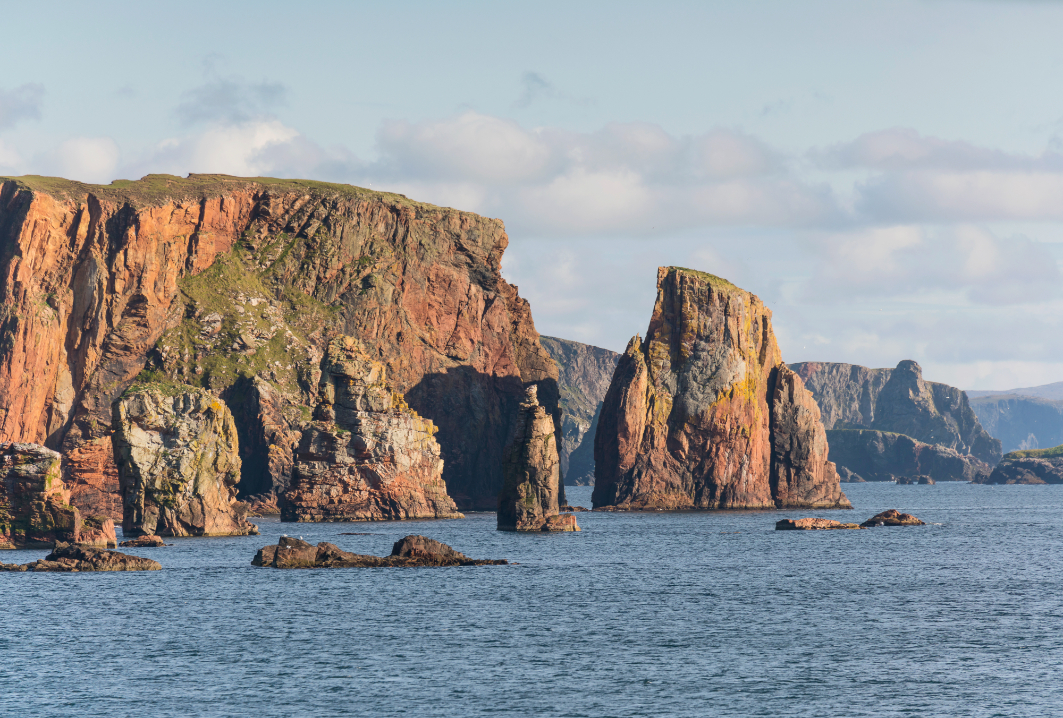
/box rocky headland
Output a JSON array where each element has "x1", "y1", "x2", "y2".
[
  {"x1": 497, "y1": 385, "x2": 579, "y2": 532},
  {"x1": 112, "y1": 384, "x2": 258, "y2": 537},
  {"x1": 0, "y1": 174, "x2": 562, "y2": 515},
  {"x1": 969, "y1": 394, "x2": 1063, "y2": 454},
  {"x1": 281, "y1": 336, "x2": 462, "y2": 522},
  {"x1": 1, "y1": 442, "x2": 116, "y2": 549},
  {"x1": 792, "y1": 360, "x2": 1000, "y2": 481},
  {"x1": 592, "y1": 267, "x2": 850, "y2": 511},
  {"x1": 540, "y1": 337, "x2": 619, "y2": 486},
  {"x1": 252, "y1": 534, "x2": 506, "y2": 568},
  {"x1": 975, "y1": 445, "x2": 1063, "y2": 484}
]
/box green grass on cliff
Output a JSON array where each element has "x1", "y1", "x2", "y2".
[
  {"x1": 1004, "y1": 444, "x2": 1063, "y2": 460},
  {"x1": 668, "y1": 266, "x2": 740, "y2": 292},
  {"x1": 0, "y1": 173, "x2": 438, "y2": 211}
]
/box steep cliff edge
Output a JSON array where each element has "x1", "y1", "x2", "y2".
[
  {"x1": 592, "y1": 267, "x2": 848, "y2": 510},
  {"x1": 969, "y1": 394, "x2": 1063, "y2": 454},
  {"x1": 539, "y1": 337, "x2": 619, "y2": 486},
  {"x1": 791, "y1": 360, "x2": 1000, "y2": 464},
  {"x1": 0, "y1": 174, "x2": 561, "y2": 511}
]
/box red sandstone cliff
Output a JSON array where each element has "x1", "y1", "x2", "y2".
[
  {"x1": 592, "y1": 267, "x2": 849, "y2": 510},
  {"x1": 0, "y1": 174, "x2": 562, "y2": 512}
]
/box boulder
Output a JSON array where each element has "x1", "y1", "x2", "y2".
[
  {"x1": 498, "y1": 386, "x2": 579, "y2": 531},
  {"x1": 593, "y1": 267, "x2": 850, "y2": 511},
  {"x1": 539, "y1": 336, "x2": 620, "y2": 485},
  {"x1": 252, "y1": 534, "x2": 507, "y2": 568},
  {"x1": 0, "y1": 542, "x2": 161, "y2": 571},
  {"x1": 112, "y1": 386, "x2": 258, "y2": 537},
  {"x1": 775, "y1": 518, "x2": 862, "y2": 530},
  {"x1": 281, "y1": 336, "x2": 463, "y2": 522},
  {"x1": 860, "y1": 509, "x2": 925, "y2": 527},
  {"x1": 826, "y1": 429, "x2": 992, "y2": 482}
]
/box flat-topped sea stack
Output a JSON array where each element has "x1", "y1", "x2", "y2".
[
  {"x1": 498, "y1": 385, "x2": 579, "y2": 531},
  {"x1": 282, "y1": 336, "x2": 462, "y2": 522},
  {"x1": 593, "y1": 267, "x2": 850, "y2": 510},
  {"x1": 0, "y1": 442, "x2": 116, "y2": 548},
  {"x1": 791, "y1": 360, "x2": 1000, "y2": 481},
  {"x1": 0, "y1": 174, "x2": 561, "y2": 514},
  {"x1": 112, "y1": 385, "x2": 258, "y2": 537}
]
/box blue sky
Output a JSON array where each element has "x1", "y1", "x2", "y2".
[{"x1": 4, "y1": 0, "x2": 1063, "y2": 389}]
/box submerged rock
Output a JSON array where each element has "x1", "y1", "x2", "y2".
[
  {"x1": 0, "y1": 542, "x2": 161, "y2": 572},
  {"x1": 282, "y1": 336, "x2": 463, "y2": 522},
  {"x1": 775, "y1": 518, "x2": 862, "y2": 530},
  {"x1": 860, "y1": 509, "x2": 925, "y2": 527},
  {"x1": 112, "y1": 386, "x2": 258, "y2": 537},
  {"x1": 498, "y1": 386, "x2": 579, "y2": 532},
  {"x1": 593, "y1": 267, "x2": 849, "y2": 511},
  {"x1": 119, "y1": 535, "x2": 167, "y2": 547},
  {"x1": 252, "y1": 534, "x2": 506, "y2": 568}
]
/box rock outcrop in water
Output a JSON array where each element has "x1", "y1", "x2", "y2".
[
  {"x1": 0, "y1": 174, "x2": 561, "y2": 513},
  {"x1": 975, "y1": 446, "x2": 1063, "y2": 484},
  {"x1": 860, "y1": 509, "x2": 925, "y2": 527},
  {"x1": 540, "y1": 337, "x2": 619, "y2": 485},
  {"x1": 112, "y1": 385, "x2": 258, "y2": 537},
  {"x1": 0, "y1": 442, "x2": 114, "y2": 548},
  {"x1": 825, "y1": 429, "x2": 992, "y2": 483},
  {"x1": 0, "y1": 542, "x2": 160, "y2": 571},
  {"x1": 775, "y1": 517, "x2": 862, "y2": 530},
  {"x1": 252, "y1": 534, "x2": 507, "y2": 568},
  {"x1": 498, "y1": 386, "x2": 579, "y2": 531},
  {"x1": 593, "y1": 267, "x2": 849, "y2": 511},
  {"x1": 791, "y1": 360, "x2": 1001, "y2": 482},
  {"x1": 281, "y1": 336, "x2": 462, "y2": 522}
]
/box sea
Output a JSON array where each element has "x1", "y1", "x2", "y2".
[{"x1": 3, "y1": 482, "x2": 1063, "y2": 718}]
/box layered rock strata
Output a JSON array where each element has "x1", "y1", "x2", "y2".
[
  {"x1": 593, "y1": 267, "x2": 849, "y2": 511},
  {"x1": 282, "y1": 336, "x2": 462, "y2": 522},
  {"x1": 0, "y1": 442, "x2": 117, "y2": 548},
  {"x1": 498, "y1": 386, "x2": 579, "y2": 531},
  {"x1": 540, "y1": 337, "x2": 619, "y2": 485},
  {"x1": 0, "y1": 174, "x2": 561, "y2": 512},
  {"x1": 0, "y1": 542, "x2": 160, "y2": 572},
  {"x1": 826, "y1": 429, "x2": 992, "y2": 482},
  {"x1": 792, "y1": 360, "x2": 1001, "y2": 466},
  {"x1": 252, "y1": 534, "x2": 507, "y2": 568},
  {"x1": 112, "y1": 386, "x2": 258, "y2": 537}
]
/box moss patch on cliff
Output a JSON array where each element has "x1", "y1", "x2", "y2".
[
  {"x1": 668, "y1": 266, "x2": 741, "y2": 293},
  {"x1": 1004, "y1": 444, "x2": 1063, "y2": 459}
]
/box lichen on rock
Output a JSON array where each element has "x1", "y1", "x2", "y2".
[
  {"x1": 281, "y1": 336, "x2": 463, "y2": 522},
  {"x1": 498, "y1": 385, "x2": 579, "y2": 531},
  {"x1": 112, "y1": 385, "x2": 257, "y2": 537}
]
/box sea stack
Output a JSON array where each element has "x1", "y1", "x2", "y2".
[
  {"x1": 281, "y1": 336, "x2": 463, "y2": 522},
  {"x1": 593, "y1": 267, "x2": 850, "y2": 510},
  {"x1": 112, "y1": 386, "x2": 258, "y2": 537},
  {"x1": 498, "y1": 386, "x2": 579, "y2": 531}
]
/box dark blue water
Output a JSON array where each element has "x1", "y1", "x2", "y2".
[{"x1": 3, "y1": 483, "x2": 1063, "y2": 717}]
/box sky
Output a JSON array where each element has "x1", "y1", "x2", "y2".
[{"x1": 2, "y1": 0, "x2": 1063, "y2": 390}]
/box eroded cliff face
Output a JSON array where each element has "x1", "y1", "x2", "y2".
[
  {"x1": 281, "y1": 336, "x2": 462, "y2": 522},
  {"x1": 112, "y1": 385, "x2": 257, "y2": 537},
  {"x1": 0, "y1": 174, "x2": 561, "y2": 512},
  {"x1": 826, "y1": 429, "x2": 993, "y2": 482},
  {"x1": 968, "y1": 394, "x2": 1063, "y2": 454},
  {"x1": 791, "y1": 360, "x2": 1001, "y2": 465},
  {"x1": 593, "y1": 267, "x2": 848, "y2": 510},
  {"x1": 539, "y1": 336, "x2": 619, "y2": 486}
]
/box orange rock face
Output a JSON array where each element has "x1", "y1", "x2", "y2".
[
  {"x1": 63, "y1": 437, "x2": 122, "y2": 521},
  {"x1": 0, "y1": 175, "x2": 561, "y2": 512},
  {"x1": 593, "y1": 267, "x2": 850, "y2": 511}
]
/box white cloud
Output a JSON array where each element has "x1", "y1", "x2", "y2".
[
  {"x1": 41, "y1": 137, "x2": 120, "y2": 184},
  {"x1": 131, "y1": 120, "x2": 301, "y2": 178},
  {"x1": 0, "y1": 83, "x2": 44, "y2": 130}
]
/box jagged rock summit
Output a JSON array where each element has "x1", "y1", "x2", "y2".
[
  {"x1": 498, "y1": 385, "x2": 579, "y2": 531},
  {"x1": 791, "y1": 359, "x2": 1001, "y2": 481},
  {"x1": 112, "y1": 385, "x2": 258, "y2": 537},
  {"x1": 0, "y1": 174, "x2": 561, "y2": 514},
  {"x1": 281, "y1": 336, "x2": 462, "y2": 522},
  {"x1": 593, "y1": 267, "x2": 850, "y2": 511}
]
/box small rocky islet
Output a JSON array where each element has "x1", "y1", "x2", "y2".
[
  {"x1": 0, "y1": 174, "x2": 1030, "y2": 572},
  {"x1": 776, "y1": 509, "x2": 927, "y2": 531}
]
